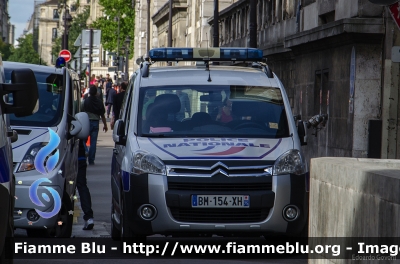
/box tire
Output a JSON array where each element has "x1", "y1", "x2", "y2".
[
  {"x1": 111, "y1": 198, "x2": 121, "y2": 241},
  {"x1": 120, "y1": 196, "x2": 146, "y2": 246},
  {"x1": 52, "y1": 194, "x2": 73, "y2": 238}
]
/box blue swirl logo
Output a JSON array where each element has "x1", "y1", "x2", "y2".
[
  {"x1": 34, "y1": 128, "x2": 60, "y2": 174},
  {"x1": 29, "y1": 178, "x2": 61, "y2": 219},
  {"x1": 29, "y1": 128, "x2": 61, "y2": 219}
]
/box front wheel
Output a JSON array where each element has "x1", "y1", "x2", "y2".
[
  {"x1": 120, "y1": 196, "x2": 146, "y2": 246},
  {"x1": 111, "y1": 198, "x2": 121, "y2": 241}
]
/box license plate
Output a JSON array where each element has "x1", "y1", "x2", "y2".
[{"x1": 192, "y1": 195, "x2": 250, "y2": 208}]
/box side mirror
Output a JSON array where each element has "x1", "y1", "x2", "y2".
[
  {"x1": 0, "y1": 68, "x2": 39, "y2": 117},
  {"x1": 112, "y1": 119, "x2": 126, "y2": 145},
  {"x1": 70, "y1": 112, "x2": 90, "y2": 139},
  {"x1": 297, "y1": 120, "x2": 307, "y2": 146}
]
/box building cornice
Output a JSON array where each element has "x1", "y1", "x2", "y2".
[
  {"x1": 285, "y1": 18, "x2": 384, "y2": 50},
  {"x1": 152, "y1": 0, "x2": 187, "y2": 26},
  {"x1": 207, "y1": 0, "x2": 247, "y2": 24}
]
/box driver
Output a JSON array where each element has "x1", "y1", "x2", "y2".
[{"x1": 216, "y1": 98, "x2": 233, "y2": 123}]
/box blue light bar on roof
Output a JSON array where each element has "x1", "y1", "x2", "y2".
[{"x1": 148, "y1": 47, "x2": 263, "y2": 62}]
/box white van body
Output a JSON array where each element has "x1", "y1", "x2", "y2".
[
  {"x1": 111, "y1": 48, "x2": 309, "y2": 239},
  {"x1": 0, "y1": 60, "x2": 39, "y2": 260},
  {"x1": 4, "y1": 62, "x2": 88, "y2": 237}
]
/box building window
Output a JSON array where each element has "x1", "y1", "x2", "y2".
[
  {"x1": 52, "y1": 28, "x2": 57, "y2": 40},
  {"x1": 53, "y1": 9, "x2": 59, "y2": 19}
]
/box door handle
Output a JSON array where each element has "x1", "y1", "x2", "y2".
[{"x1": 113, "y1": 148, "x2": 119, "y2": 155}]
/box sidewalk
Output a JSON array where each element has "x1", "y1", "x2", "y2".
[{"x1": 72, "y1": 118, "x2": 114, "y2": 237}]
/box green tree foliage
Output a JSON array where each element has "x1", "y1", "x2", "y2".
[
  {"x1": 91, "y1": 0, "x2": 134, "y2": 58},
  {"x1": 0, "y1": 39, "x2": 12, "y2": 60},
  {"x1": 8, "y1": 34, "x2": 42, "y2": 64},
  {"x1": 51, "y1": 6, "x2": 90, "y2": 61}
]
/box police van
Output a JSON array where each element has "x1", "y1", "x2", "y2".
[
  {"x1": 4, "y1": 62, "x2": 89, "y2": 238},
  {"x1": 111, "y1": 48, "x2": 309, "y2": 240},
  {"x1": 0, "y1": 61, "x2": 39, "y2": 262}
]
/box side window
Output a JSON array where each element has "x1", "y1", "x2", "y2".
[
  {"x1": 122, "y1": 81, "x2": 135, "y2": 135},
  {"x1": 73, "y1": 80, "x2": 80, "y2": 115},
  {"x1": 68, "y1": 76, "x2": 73, "y2": 117},
  {"x1": 120, "y1": 74, "x2": 136, "y2": 120}
]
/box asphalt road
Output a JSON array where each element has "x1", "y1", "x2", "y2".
[{"x1": 14, "y1": 118, "x2": 307, "y2": 264}]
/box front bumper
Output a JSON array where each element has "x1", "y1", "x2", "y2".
[
  {"x1": 123, "y1": 173, "x2": 308, "y2": 236},
  {"x1": 13, "y1": 168, "x2": 64, "y2": 229}
]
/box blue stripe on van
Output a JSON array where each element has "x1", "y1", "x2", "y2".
[
  {"x1": 0, "y1": 145, "x2": 10, "y2": 183},
  {"x1": 122, "y1": 170, "x2": 130, "y2": 192}
]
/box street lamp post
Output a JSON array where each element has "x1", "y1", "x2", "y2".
[
  {"x1": 63, "y1": 6, "x2": 73, "y2": 50},
  {"x1": 120, "y1": 46, "x2": 125, "y2": 82},
  {"x1": 124, "y1": 36, "x2": 131, "y2": 81}
]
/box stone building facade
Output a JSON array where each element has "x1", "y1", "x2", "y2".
[
  {"x1": 133, "y1": 0, "x2": 234, "y2": 70},
  {"x1": 0, "y1": 0, "x2": 11, "y2": 44},
  {"x1": 38, "y1": 0, "x2": 60, "y2": 65},
  {"x1": 38, "y1": 0, "x2": 87, "y2": 65},
  {"x1": 207, "y1": 0, "x2": 400, "y2": 161}
]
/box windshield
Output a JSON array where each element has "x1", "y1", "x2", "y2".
[
  {"x1": 138, "y1": 85, "x2": 290, "y2": 138},
  {"x1": 5, "y1": 70, "x2": 64, "y2": 127}
]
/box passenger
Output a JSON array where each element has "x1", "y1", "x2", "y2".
[{"x1": 216, "y1": 98, "x2": 233, "y2": 123}]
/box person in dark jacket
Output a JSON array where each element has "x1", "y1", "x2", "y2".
[
  {"x1": 111, "y1": 82, "x2": 127, "y2": 129},
  {"x1": 105, "y1": 81, "x2": 116, "y2": 118},
  {"x1": 76, "y1": 139, "x2": 94, "y2": 230},
  {"x1": 81, "y1": 85, "x2": 108, "y2": 165}
]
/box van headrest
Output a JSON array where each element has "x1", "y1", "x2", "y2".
[
  {"x1": 191, "y1": 112, "x2": 212, "y2": 126},
  {"x1": 153, "y1": 94, "x2": 181, "y2": 113}
]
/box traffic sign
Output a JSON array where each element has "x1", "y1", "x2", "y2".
[
  {"x1": 74, "y1": 47, "x2": 81, "y2": 58},
  {"x1": 59, "y1": 49, "x2": 72, "y2": 62},
  {"x1": 82, "y1": 29, "x2": 101, "y2": 48},
  {"x1": 389, "y1": 2, "x2": 400, "y2": 30},
  {"x1": 82, "y1": 57, "x2": 99, "y2": 63},
  {"x1": 83, "y1": 49, "x2": 99, "y2": 55},
  {"x1": 74, "y1": 34, "x2": 82, "y2": 47}
]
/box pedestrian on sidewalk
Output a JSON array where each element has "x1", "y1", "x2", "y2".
[
  {"x1": 111, "y1": 82, "x2": 127, "y2": 129},
  {"x1": 106, "y1": 81, "x2": 116, "y2": 119},
  {"x1": 76, "y1": 139, "x2": 94, "y2": 230},
  {"x1": 81, "y1": 85, "x2": 108, "y2": 165}
]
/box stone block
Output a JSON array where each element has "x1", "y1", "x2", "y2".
[{"x1": 310, "y1": 158, "x2": 400, "y2": 263}]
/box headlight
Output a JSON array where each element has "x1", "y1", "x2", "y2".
[
  {"x1": 17, "y1": 143, "x2": 46, "y2": 172},
  {"x1": 273, "y1": 149, "x2": 307, "y2": 175},
  {"x1": 132, "y1": 151, "x2": 166, "y2": 175}
]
